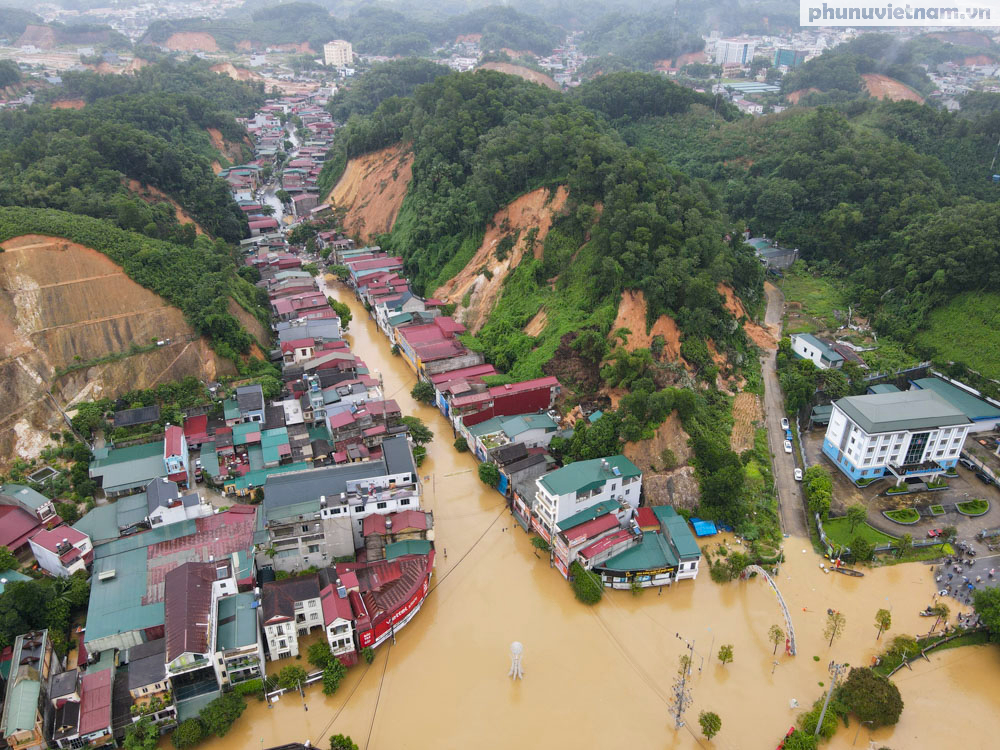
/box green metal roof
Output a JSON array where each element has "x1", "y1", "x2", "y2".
[
  {"x1": 385, "y1": 539, "x2": 432, "y2": 560},
  {"x1": 600, "y1": 532, "x2": 677, "y2": 572},
  {"x1": 0, "y1": 569, "x2": 30, "y2": 595},
  {"x1": 95, "y1": 519, "x2": 198, "y2": 559},
  {"x1": 117, "y1": 494, "x2": 151, "y2": 528},
  {"x1": 89, "y1": 441, "x2": 165, "y2": 494},
  {"x1": 223, "y1": 399, "x2": 240, "y2": 421},
  {"x1": 499, "y1": 413, "x2": 557, "y2": 438},
  {"x1": 793, "y1": 333, "x2": 843, "y2": 363},
  {"x1": 176, "y1": 691, "x2": 221, "y2": 722},
  {"x1": 538, "y1": 456, "x2": 640, "y2": 497},
  {"x1": 232, "y1": 422, "x2": 261, "y2": 446},
  {"x1": 387, "y1": 312, "x2": 412, "y2": 327},
  {"x1": 308, "y1": 425, "x2": 331, "y2": 442},
  {"x1": 835, "y1": 390, "x2": 970, "y2": 435},
  {"x1": 72, "y1": 504, "x2": 120, "y2": 543},
  {"x1": 1, "y1": 630, "x2": 47, "y2": 737},
  {"x1": 868, "y1": 383, "x2": 901, "y2": 394},
  {"x1": 556, "y1": 500, "x2": 619, "y2": 533},
  {"x1": 231, "y1": 461, "x2": 311, "y2": 492},
  {"x1": 199, "y1": 441, "x2": 223, "y2": 478},
  {"x1": 216, "y1": 593, "x2": 258, "y2": 650},
  {"x1": 911, "y1": 378, "x2": 1000, "y2": 422},
  {"x1": 655, "y1": 509, "x2": 701, "y2": 559},
  {"x1": 0, "y1": 484, "x2": 49, "y2": 511},
  {"x1": 264, "y1": 498, "x2": 320, "y2": 524},
  {"x1": 85, "y1": 650, "x2": 114, "y2": 675},
  {"x1": 85, "y1": 547, "x2": 162, "y2": 645},
  {"x1": 260, "y1": 428, "x2": 290, "y2": 465}
]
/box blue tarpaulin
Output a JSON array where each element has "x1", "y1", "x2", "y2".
[{"x1": 689, "y1": 517, "x2": 718, "y2": 537}]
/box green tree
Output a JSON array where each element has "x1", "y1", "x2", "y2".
[
  {"x1": 410, "y1": 380, "x2": 436, "y2": 404},
  {"x1": 875, "y1": 608, "x2": 892, "y2": 640},
  {"x1": 453, "y1": 436, "x2": 469, "y2": 452},
  {"x1": 699, "y1": 710, "x2": 722, "y2": 740},
  {"x1": 928, "y1": 602, "x2": 950, "y2": 633},
  {"x1": 0, "y1": 546, "x2": 18, "y2": 572},
  {"x1": 322, "y1": 658, "x2": 347, "y2": 696},
  {"x1": 276, "y1": 665, "x2": 308, "y2": 691},
  {"x1": 361, "y1": 646, "x2": 375, "y2": 664},
  {"x1": 839, "y1": 667, "x2": 904, "y2": 727},
  {"x1": 302, "y1": 262, "x2": 320, "y2": 276},
  {"x1": 768, "y1": 624, "x2": 785, "y2": 655},
  {"x1": 803, "y1": 465, "x2": 833, "y2": 520},
  {"x1": 330, "y1": 734, "x2": 359, "y2": 750},
  {"x1": 171, "y1": 718, "x2": 205, "y2": 749},
  {"x1": 123, "y1": 717, "x2": 159, "y2": 750},
  {"x1": 308, "y1": 640, "x2": 333, "y2": 670},
  {"x1": 845, "y1": 503, "x2": 867, "y2": 533},
  {"x1": 327, "y1": 298, "x2": 352, "y2": 329},
  {"x1": 198, "y1": 692, "x2": 245, "y2": 737},
  {"x1": 781, "y1": 729, "x2": 818, "y2": 750},
  {"x1": 717, "y1": 643, "x2": 734, "y2": 666},
  {"x1": 329, "y1": 264, "x2": 350, "y2": 281},
  {"x1": 401, "y1": 416, "x2": 433, "y2": 445},
  {"x1": 569, "y1": 561, "x2": 603, "y2": 604},
  {"x1": 974, "y1": 587, "x2": 1000, "y2": 641},
  {"x1": 825, "y1": 610, "x2": 847, "y2": 647},
  {"x1": 850, "y1": 536, "x2": 874, "y2": 562},
  {"x1": 895, "y1": 533, "x2": 913, "y2": 559},
  {"x1": 478, "y1": 462, "x2": 500, "y2": 488}
]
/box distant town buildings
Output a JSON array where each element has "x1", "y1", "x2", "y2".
[{"x1": 714, "y1": 38, "x2": 757, "y2": 65}]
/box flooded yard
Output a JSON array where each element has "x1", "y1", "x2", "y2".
[{"x1": 177, "y1": 281, "x2": 1000, "y2": 750}]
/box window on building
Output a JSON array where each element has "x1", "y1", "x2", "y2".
[
  {"x1": 307, "y1": 544, "x2": 320, "y2": 553},
  {"x1": 400, "y1": 498, "x2": 410, "y2": 505},
  {"x1": 904, "y1": 432, "x2": 929, "y2": 464},
  {"x1": 301, "y1": 525, "x2": 310, "y2": 533},
  {"x1": 376, "y1": 501, "x2": 387, "y2": 509},
  {"x1": 310, "y1": 612, "x2": 319, "y2": 620},
  {"x1": 279, "y1": 639, "x2": 287, "y2": 648}
]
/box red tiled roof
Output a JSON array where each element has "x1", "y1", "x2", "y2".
[
  {"x1": 578, "y1": 529, "x2": 633, "y2": 560},
  {"x1": 164, "y1": 561, "x2": 226, "y2": 660},
  {"x1": 450, "y1": 391, "x2": 492, "y2": 408},
  {"x1": 78, "y1": 669, "x2": 112, "y2": 736},
  {"x1": 183, "y1": 415, "x2": 208, "y2": 440},
  {"x1": 428, "y1": 364, "x2": 497, "y2": 385},
  {"x1": 361, "y1": 510, "x2": 428, "y2": 537},
  {"x1": 349, "y1": 257, "x2": 403, "y2": 272},
  {"x1": 249, "y1": 218, "x2": 279, "y2": 229},
  {"x1": 413, "y1": 340, "x2": 466, "y2": 362},
  {"x1": 360, "y1": 555, "x2": 432, "y2": 622},
  {"x1": 0, "y1": 505, "x2": 43, "y2": 550},
  {"x1": 635, "y1": 507, "x2": 659, "y2": 530},
  {"x1": 328, "y1": 411, "x2": 355, "y2": 429},
  {"x1": 559, "y1": 513, "x2": 619, "y2": 546},
  {"x1": 434, "y1": 317, "x2": 466, "y2": 335},
  {"x1": 363, "y1": 424, "x2": 387, "y2": 437},
  {"x1": 164, "y1": 425, "x2": 184, "y2": 457},
  {"x1": 30, "y1": 524, "x2": 88, "y2": 553},
  {"x1": 280, "y1": 338, "x2": 314, "y2": 352},
  {"x1": 320, "y1": 583, "x2": 353, "y2": 624}
]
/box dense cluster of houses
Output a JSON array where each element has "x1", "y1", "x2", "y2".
[{"x1": 330, "y1": 231, "x2": 701, "y2": 592}]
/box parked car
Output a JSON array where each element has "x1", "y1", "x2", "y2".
[
  {"x1": 927, "y1": 528, "x2": 943, "y2": 538},
  {"x1": 794, "y1": 468, "x2": 803, "y2": 481},
  {"x1": 959, "y1": 457, "x2": 976, "y2": 471},
  {"x1": 976, "y1": 472, "x2": 994, "y2": 486},
  {"x1": 780, "y1": 417, "x2": 790, "y2": 430},
  {"x1": 783, "y1": 440, "x2": 793, "y2": 454},
  {"x1": 785, "y1": 429, "x2": 793, "y2": 441}
]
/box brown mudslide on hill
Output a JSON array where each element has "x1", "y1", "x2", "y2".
[
  {"x1": 326, "y1": 144, "x2": 414, "y2": 243},
  {"x1": 0, "y1": 235, "x2": 234, "y2": 468}
]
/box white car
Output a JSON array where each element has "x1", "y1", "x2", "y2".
[
  {"x1": 783, "y1": 440, "x2": 793, "y2": 454},
  {"x1": 780, "y1": 417, "x2": 790, "y2": 430},
  {"x1": 794, "y1": 468, "x2": 803, "y2": 481}
]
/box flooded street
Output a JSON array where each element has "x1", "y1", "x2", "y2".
[{"x1": 182, "y1": 280, "x2": 1000, "y2": 750}]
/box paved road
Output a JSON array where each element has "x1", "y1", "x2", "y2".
[{"x1": 761, "y1": 282, "x2": 809, "y2": 538}]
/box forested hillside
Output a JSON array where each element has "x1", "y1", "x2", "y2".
[
  {"x1": 325, "y1": 69, "x2": 764, "y2": 383},
  {"x1": 621, "y1": 90, "x2": 1000, "y2": 371},
  {"x1": 0, "y1": 60, "x2": 262, "y2": 244}
]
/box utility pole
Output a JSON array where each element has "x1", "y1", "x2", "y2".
[
  {"x1": 670, "y1": 635, "x2": 695, "y2": 728},
  {"x1": 815, "y1": 662, "x2": 848, "y2": 737}
]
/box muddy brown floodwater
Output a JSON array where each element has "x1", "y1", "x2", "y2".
[{"x1": 175, "y1": 279, "x2": 1000, "y2": 750}]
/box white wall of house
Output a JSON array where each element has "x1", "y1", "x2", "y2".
[
  {"x1": 791, "y1": 334, "x2": 841, "y2": 370},
  {"x1": 325, "y1": 617, "x2": 355, "y2": 657},
  {"x1": 28, "y1": 537, "x2": 90, "y2": 578},
  {"x1": 534, "y1": 475, "x2": 641, "y2": 533},
  {"x1": 263, "y1": 621, "x2": 297, "y2": 660}
]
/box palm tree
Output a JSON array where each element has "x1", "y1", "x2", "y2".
[
  {"x1": 874, "y1": 608, "x2": 892, "y2": 640},
  {"x1": 845, "y1": 503, "x2": 867, "y2": 534}
]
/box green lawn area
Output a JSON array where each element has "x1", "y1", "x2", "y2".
[
  {"x1": 778, "y1": 264, "x2": 845, "y2": 334},
  {"x1": 885, "y1": 508, "x2": 920, "y2": 523},
  {"x1": 957, "y1": 499, "x2": 990, "y2": 515},
  {"x1": 930, "y1": 504, "x2": 945, "y2": 515},
  {"x1": 915, "y1": 292, "x2": 1000, "y2": 380},
  {"x1": 823, "y1": 518, "x2": 896, "y2": 547}
]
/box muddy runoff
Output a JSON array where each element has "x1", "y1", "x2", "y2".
[{"x1": 179, "y1": 280, "x2": 1000, "y2": 750}]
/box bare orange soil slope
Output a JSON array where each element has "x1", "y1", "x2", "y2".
[
  {"x1": 861, "y1": 73, "x2": 924, "y2": 104},
  {"x1": 0, "y1": 235, "x2": 235, "y2": 467},
  {"x1": 326, "y1": 144, "x2": 414, "y2": 243},
  {"x1": 125, "y1": 179, "x2": 205, "y2": 235},
  {"x1": 611, "y1": 289, "x2": 685, "y2": 363},
  {"x1": 479, "y1": 62, "x2": 559, "y2": 90},
  {"x1": 165, "y1": 32, "x2": 218, "y2": 52},
  {"x1": 434, "y1": 186, "x2": 569, "y2": 333},
  {"x1": 210, "y1": 63, "x2": 264, "y2": 83}
]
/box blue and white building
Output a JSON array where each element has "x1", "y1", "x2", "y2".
[{"x1": 822, "y1": 390, "x2": 972, "y2": 485}]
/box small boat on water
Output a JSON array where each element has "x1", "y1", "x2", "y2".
[{"x1": 831, "y1": 567, "x2": 864, "y2": 577}]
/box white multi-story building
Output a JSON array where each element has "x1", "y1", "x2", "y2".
[
  {"x1": 320, "y1": 579, "x2": 355, "y2": 659},
  {"x1": 261, "y1": 574, "x2": 323, "y2": 660},
  {"x1": 533, "y1": 456, "x2": 642, "y2": 539},
  {"x1": 28, "y1": 526, "x2": 92, "y2": 577},
  {"x1": 714, "y1": 38, "x2": 757, "y2": 65},
  {"x1": 823, "y1": 391, "x2": 971, "y2": 486},
  {"x1": 324, "y1": 40, "x2": 353, "y2": 68}
]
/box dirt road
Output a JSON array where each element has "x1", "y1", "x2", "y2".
[{"x1": 762, "y1": 282, "x2": 809, "y2": 537}]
